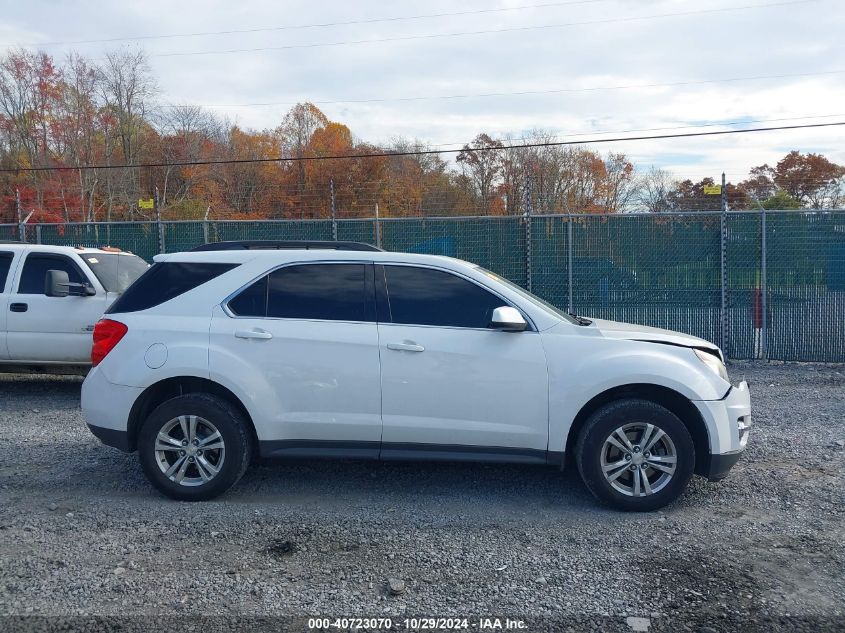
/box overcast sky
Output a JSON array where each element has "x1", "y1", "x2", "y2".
[{"x1": 2, "y1": 0, "x2": 843, "y2": 180}]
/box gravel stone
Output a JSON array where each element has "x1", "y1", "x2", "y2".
[
  {"x1": 0, "y1": 363, "x2": 843, "y2": 631},
  {"x1": 387, "y1": 578, "x2": 406, "y2": 595}
]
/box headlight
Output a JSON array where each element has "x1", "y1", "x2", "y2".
[{"x1": 694, "y1": 348, "x2": 729, "y2": 382}]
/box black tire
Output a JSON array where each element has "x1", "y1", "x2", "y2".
[
  {"x1": 575, "y1": 399, "x2": 695, "y2": 512},
  {"x1": 137, "y1": 393, "x2": 252, "y2": 501}
]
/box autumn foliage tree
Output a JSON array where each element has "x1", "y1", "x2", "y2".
[{"x1": 0, "y1": 48, "x2": 842, "y2": 223}]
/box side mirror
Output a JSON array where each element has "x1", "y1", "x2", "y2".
[
  {"x1": 489, "y1": 306, "x2": 527, "y2": 332},
  {"x1": 45, "y1": 270, "x2": 70, "y2": 297},
  {"x1": 45, "y1": 270, "x2": 96, "y2": 297}
]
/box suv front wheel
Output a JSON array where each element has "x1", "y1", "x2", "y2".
[
  {"x1": 138, "y1": 394, "x2": 252, "y2": 501},
  {"x1": 575, "y1": 399, "x2": 695, "y2": 511}
]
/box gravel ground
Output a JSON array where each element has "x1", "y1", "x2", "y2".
[{"x1": 0, "y1": 362, "x2": 843, "y2": 632}]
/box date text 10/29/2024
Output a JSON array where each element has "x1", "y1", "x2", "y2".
[{"x1": 308, "y1": 617, "x2": 528, "y2": 630}]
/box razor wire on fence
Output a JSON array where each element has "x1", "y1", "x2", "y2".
[{"x1": 2, "y1": 209, "x2": 844, "y2": 363}]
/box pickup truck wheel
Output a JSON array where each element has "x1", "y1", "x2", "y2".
[
  {"x1": 137, "y1": 394, "x2": 252, "y2": 501},
  {"x1": 575, "y1": 399, "x2": 695, "y2": 511}
]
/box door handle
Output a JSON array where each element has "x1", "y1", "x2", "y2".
[
  {"x1": 234, "y1": 329, "x2": 273, "y2": 340},
  {"x1": 10, "y1": 303, "x2": 27, "y2": 313},
  {"x1": 387, "y1": 341, "x2": 425, "y2": 352}
]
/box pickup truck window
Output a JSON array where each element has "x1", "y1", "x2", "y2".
[
  {"x1": 79, "y1": 253, "x2": 149, "y2": 293},
  {"x1": 18, "y1": 254, "x2": 87, "y2": 294},
  {"x1": 0, "y1": 252, "x2": 12, "y2": 292}
]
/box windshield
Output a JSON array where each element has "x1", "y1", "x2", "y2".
[
  {"x1": 475, "y1": 266, "x2": 580, "y2": 325},
  {"x1": 79, "y1": 253, "x2": 150, "y2": 293}
]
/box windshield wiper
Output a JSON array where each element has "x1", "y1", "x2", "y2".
[{"x1": 568, "y1": 312, "x2": 593, "y2": 326}]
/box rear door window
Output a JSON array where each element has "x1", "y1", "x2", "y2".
[
  {"x1": 18, "y1": 254, "x2": 87, "y2": 294},
  {"x1": 107, "y1": 262, "x2": 238, "y2": 313},
  {"x1": 227, "y1": 263, "x2": 373, "y2": 322}
]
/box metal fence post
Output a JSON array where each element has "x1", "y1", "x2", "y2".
[
  {"x1": 761, "y1": 208, "x2": 768, "y2": 360},
  {"x1": 155, "y1": 186, "x2": 165, "y2": 254},
  {"x1": 36, "y1": 224, "x2": 42, "y2": 244},
  {"x1": 523, "y1": 175, "x2": 533, "y2": 292},
  {"x1": 719, "y1": 172, "x2": 728, "y2": 352},
  {"x1": 330, "y1": 178, "x2": 338, "y2": 241},
  {"x1": 203, "y1": 206, "x2": 211, "y2": 244},
  {"x1": 374, "y1": 203, "x2": 382, "y2": 249},
  {"x1": 15, "y1": 189, "x2": 24, "y2": 241},
  {"x1": 567, "y1": 212, "x2": 574, "y2": 313}
]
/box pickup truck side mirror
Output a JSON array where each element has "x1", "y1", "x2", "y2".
[
  {"x1": 45, "y1": 270, "x2": 70, "y2": 297},
  {"x1": 489, "y1": 306, "x2": 528, "y2": 332},
  {"x1": 45, "y1": 270, "x2": 96, "y2": 297}
]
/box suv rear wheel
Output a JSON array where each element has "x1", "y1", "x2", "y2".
[
  {"x1": 137, "y1": 394, "x2": 252, "y2": 501},
  {"x1": 575, "y1": 399, "x2": 695, "y2": 511}
]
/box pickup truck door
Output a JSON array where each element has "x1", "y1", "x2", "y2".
[
  {"x1": 6, "y1": 252, "x2": 108, "y2": 363},
  {"x1": 0, "y1": 251, "x2": 16, "y2": 360}
]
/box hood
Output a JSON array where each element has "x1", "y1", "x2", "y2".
[{"x1": 590, "y1": 318, "x2": 721, "y2": 355}]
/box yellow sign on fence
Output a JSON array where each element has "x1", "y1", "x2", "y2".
[
  {"x1": 703, "y1": 185, "x2": 722, "y2": 195},
  {"x1": 138, "y1": 198, "x2": 154, "y2": 209}
]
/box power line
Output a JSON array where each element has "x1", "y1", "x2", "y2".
[
  {"x1": 424, "y1": 113, "x2": 845, "y2": 149},
  {"x1": 3, "y1": 121, "x2": 842, "y2": 173},
  {"x1": 173, "y1": 69, "x2": 845, "y2": 108},
  {"x1": 21, "y1": 1, "x2": 608, "y2": 47},
  {"x1": 152, "y1": 0, "x2": 814, "y2": 58}
]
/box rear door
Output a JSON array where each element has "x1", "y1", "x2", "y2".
[
  {"x1": 0, "y1": 251, "x2": 16, "y2": 360},
  {"x1": 209, "y1": 261, "x2": 383, "y2": 457},
  {"x1": 6, "y1": 252, "x2": 108, "y2": 363}
]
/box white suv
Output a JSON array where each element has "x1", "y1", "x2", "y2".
[
  {"x1": 0, "y1": 241, "x2": 148, "y2": 373},
  {"x1": 81, "y1": 241, "x2": 751, "y2": 511}
]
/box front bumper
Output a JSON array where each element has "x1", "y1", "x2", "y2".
[{"x1": 693, "y1": 380, "x2": 752, "y2": 480}]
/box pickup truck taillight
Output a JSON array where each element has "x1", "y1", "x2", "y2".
[{"x1": 91, "y1": 319, "x2": 128, "y2": 366}]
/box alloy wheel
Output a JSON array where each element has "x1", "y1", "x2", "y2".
[
  {"x1": 153, "y1": 415, "x2": 226, "y2": 487},
  {"x1": 600, "y1": 422, "x2": 677, "y2": 497}
]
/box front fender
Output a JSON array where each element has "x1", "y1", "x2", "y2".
[{"x1": 541, "y1": 331, "x2": 727, "y2": 454}]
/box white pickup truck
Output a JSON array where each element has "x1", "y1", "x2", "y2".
[{"x1": 0, "y1": 241, "x2": 149, "y2": 373}]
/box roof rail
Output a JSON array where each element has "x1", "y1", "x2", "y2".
[
  {"x1": 191, "y1": 240, "x2": 383, "y2": 252},
  {"x1": 0, "y1": 240, "x2": 25, "y2": 244}
]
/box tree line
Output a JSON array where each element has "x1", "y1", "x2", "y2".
[{"x1": 1, "y1": 48, "x2": 843, "y2": 224}]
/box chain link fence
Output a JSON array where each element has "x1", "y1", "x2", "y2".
[{"x1": 2, "y1": 210, "x2": 843, "y2": 362}]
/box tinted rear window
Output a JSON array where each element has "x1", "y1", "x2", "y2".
[
  {"x1": 107, "y1": 262, "x2": 237, "y2": 313},
  {"x1": 227, "y1": 263, "x2": 372, "y2": 322}
]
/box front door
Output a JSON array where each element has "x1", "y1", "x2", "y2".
[
  {"x1": 376, "y1": 264, "x2": 549, "y2": 461},
  {"x1": 6, "y1": 252, "x2": 107, "y2": 363},
  {"x1": 209, "y1": 261, "x2": 383, "y2": 458}
]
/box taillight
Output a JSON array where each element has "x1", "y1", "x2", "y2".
[{"x1": 92, "y1": 319, "x2": 128, "y2": 366}]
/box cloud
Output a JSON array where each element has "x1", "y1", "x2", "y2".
[{"x1": 2, "y1": 0, "x2": 843, "y2": 179}]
